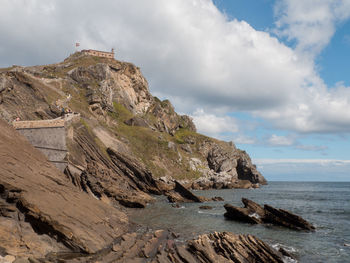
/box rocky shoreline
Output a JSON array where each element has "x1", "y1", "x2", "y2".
[{"x1": 0, "y1": 53, "x2": 307, "y2": 262}]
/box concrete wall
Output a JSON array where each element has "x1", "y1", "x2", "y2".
[{"x1": 15, "y1": 123, "x2": 67, "y2": 172}]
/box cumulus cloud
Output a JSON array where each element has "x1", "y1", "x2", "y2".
[
  {"x1": 0, "y1": 0, "x2": 350, "y2": 134},
  {"x1": 274, "y1": 0, "x2": 350, "y2": 56},
  {"x1": 191, "y1": 109, "x2": 238, "y2": 137}
]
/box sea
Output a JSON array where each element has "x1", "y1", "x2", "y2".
[{"x1": 128, "y1": 182, "x2": 350, "y2": 263}]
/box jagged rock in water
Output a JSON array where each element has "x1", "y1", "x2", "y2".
[
  {"x1": 224, "y1": 198, "x2": 315, "y2": 231},
  {"x1": 199, "y1": 205, "x2": 213, "y2": 210},
  {"x1": 165, "y1": 181, "x2": 205, "y2": 203},
  {"x1": 264, "y1": 204, "x2": 316, "y2": 231}
]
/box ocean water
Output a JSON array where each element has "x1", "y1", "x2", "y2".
[{"x1": 128, "y1": 182, "x2": 350, "y2": 263}]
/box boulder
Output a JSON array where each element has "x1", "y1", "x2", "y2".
[{"x1": 124, "y1": 116, "x2": 149, "y2": 127}]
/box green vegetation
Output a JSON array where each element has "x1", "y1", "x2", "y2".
[
  {"x1": 177, "y1": 167, "x2": 202, "y2": 180},
  {"x1": 110, "y1": 102, "x2": 133, "y2": 122}
]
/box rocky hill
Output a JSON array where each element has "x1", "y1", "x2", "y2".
[
  {"x1": 0, "y1": 52, "x2": 275, "y2": 262},
  {"x1": 0, "y1": 52, "x2": 265, "y2": 192}
]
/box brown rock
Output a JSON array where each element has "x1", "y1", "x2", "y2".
[
  {"x1": 199, "y1": 206, "x2": 213, "y2": 210},
  {"x1": 0, "y1": 120, "x2": 128, "y2": 258},
  {"x1": 62, "y1": 230, "x2": 286, "y2": 263},
  {"x1": 165, "y1": 181, "x2": 206, "y2": 203},
  {"x1": 224, "y1": 204, "x2": 262, "y2": 224},
  {"x1": 124, "y1": 116, "x2": 150, "y2": 127},
  {"x1": 212, "y1": 196, "x2": 224, "y2": 201},
  {"x1": 224, "y1": 198, "x2": 315, "y2": 231},
  {"x1": 264, "y1": 205, "x2": 315, "y2": 231}
]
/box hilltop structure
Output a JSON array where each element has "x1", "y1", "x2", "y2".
[{"x1": 82, "y1": 48, "x2": 115, "y2": 58}]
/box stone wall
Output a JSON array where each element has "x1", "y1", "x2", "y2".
[
  {"x1": 13, "y1": 119, "x2": 67, "y2": 172},
  {"x1": 82, "y1": 49, "x2": 114, "y2": 58}
]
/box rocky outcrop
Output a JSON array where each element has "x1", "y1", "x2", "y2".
[
  {"x1": 148, "y1": 98, "x2": 196, "y2": 135},
  {"x1": 0, "y1": 53, "x2": 265, "y2": 190},
  {"x1": 68, "y1": 61, "x2": 153, "y2": 115},
  {"x1": 0, "y1": 70, "x2": 61, "y2": 122},
  {"x1": 66, "y1": 123, "x2": 160, "y2": 208},
  {"x1": 165, "y1": 181, "x2": 206, "y2": 203},
  {"x1": 190, "y1": 142, "x2": 266, "y2": 190},
  {"x1": 0, "y1": 119, "x2": 128, "y2": 258},
  {"x1": 236, "y1": 150, "x2": 266, "y2": 184},
  {"x1": 53, "y1": 231, "x2": 287, "y2": 263},
  {"x1": 124, "y1": 115, "x2": 150, "y2": 127},
  {"x1": 224, "y1": 198, "x2": 315, "y2": 231}
]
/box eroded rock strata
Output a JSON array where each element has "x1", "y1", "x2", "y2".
[
  {"x1": 0, "y1": 119, "x2": 128, "y2": 258},
  {"x1": 43, "y1": 231, "x2": 288, "y2": 263},
  {"x1": 0, "y1": 52, "x2": 266, "y2": 190},
  {"x1": 224, "y1": 198, "x2": 315, "y2": 231},
  {"x1": 0, "y1": 53, "x2": 281, "y2": 262}
]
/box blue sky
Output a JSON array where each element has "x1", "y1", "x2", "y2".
[
  {"x1": 0, "y1": 0, "x2": 349, "y2": 181},
  {"x1": 209, "y1": 0, "x2": 350, "y2": 181}
]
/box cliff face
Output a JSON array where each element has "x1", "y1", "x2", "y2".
[
  {"x1": 0, "y1": 53, "x2": 277, "y2": 262},
  {"x1": 0, "y1": 119, "x2": 128, "y2": 258},
  {"x1": 0, "y1": 52, "x2": 266, "y2": 193}
]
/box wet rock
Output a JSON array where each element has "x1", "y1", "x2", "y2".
[
  {"x1": 224, "y1": 198, "x2": 315, "y2": 231},
  {"x1": 212, "y1": 196, "x2": 224, "y2": 201},
  {"x1": 224, "y1": 204, "x2": 262, "y2": 224},
  {"x1": 264, "y1": 204, "x2": 315, "y2": 231},
  {"x1": 199, "y1": 206, "x2": 213, "y2": 210},
  {"x1": 165, "y1": 181, "x2": 206, "y2": 203},
  {"x1": 278, "y1": 247, "x2": 297, "y2": 261}
]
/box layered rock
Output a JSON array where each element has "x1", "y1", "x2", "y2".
[
  {"x1": 66, "y1": 122, "x2": 160, "y2": 208},
  {"x1": 50, "y1": 231, "x2": 287, "y2": 263},
  {"x1": 164, "y1": 180, "x2": 211, "y2": 203},
  {"x1": 147, "y1": 98, "x2": 196, "y2": 134},
  {"x1": 224, "y1": 198, "x2": 315, "y2": 231},
  {"x1": 0, "y1": 52, "x2": 265, "y2": 189},
  {"x1": 0, "y1": 119, "x2": 128, "y2": 258}
]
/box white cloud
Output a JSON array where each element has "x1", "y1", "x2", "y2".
[
  {"x1": 233, "y1": 135, "x2": 256, "y2": 145},
  {"x1": 267, "y1": 134, "x2": 295, "y2": 146},
  {"x1": 274, "y1": 0, "x2": 350, "y2": 57},
  {"x1": 191, "y1": 109, "x2": 238, "y2": 137},
  {"x1": 0, "y1": 0, "x2": 350, "y2": 134}
]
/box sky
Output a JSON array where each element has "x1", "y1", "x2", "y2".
[{"x1": 0, "y1": 0, "x2": 349, "y2": 181}]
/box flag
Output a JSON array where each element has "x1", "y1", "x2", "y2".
[{"x1": 75, "y1": 42, "x2": 80, "y2": 47}]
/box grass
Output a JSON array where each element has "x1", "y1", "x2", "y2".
[{"x1": 110, "y1": 102, "x2": 133, "y2": 122}]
